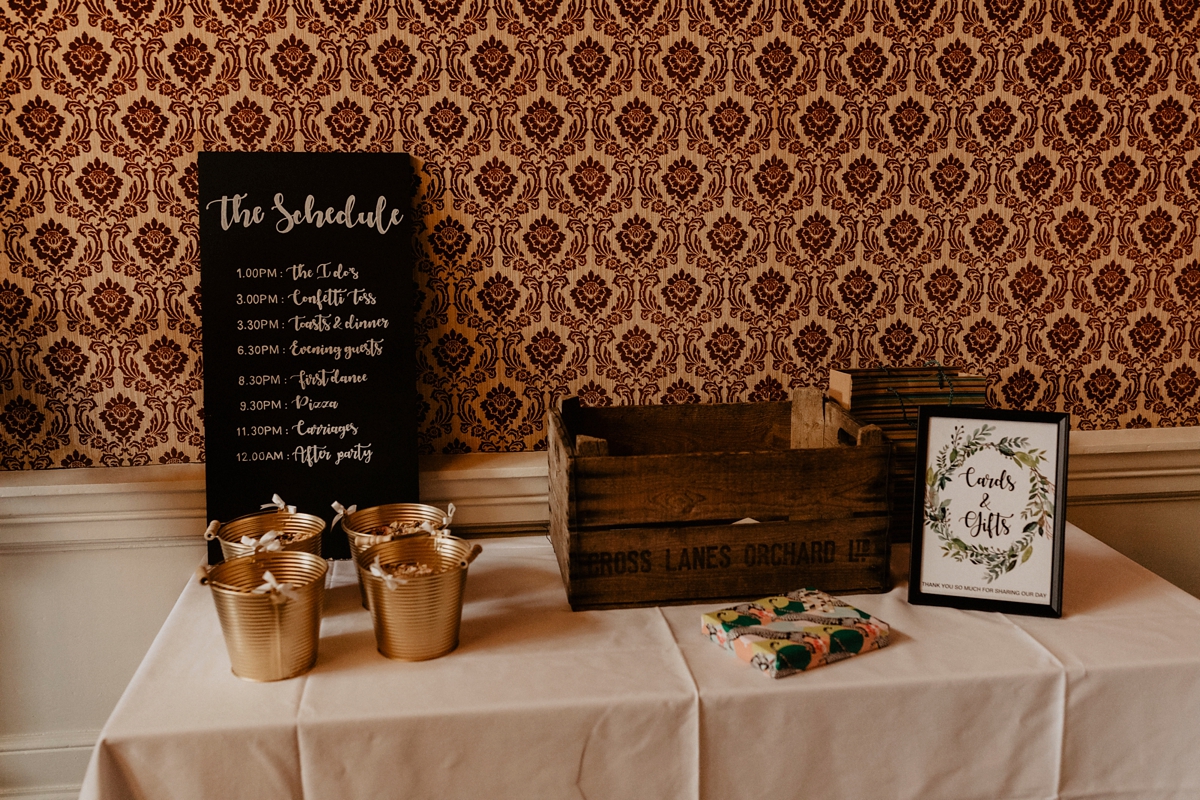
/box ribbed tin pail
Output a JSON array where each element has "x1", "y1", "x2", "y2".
[
  {"x1": 204, "y1": 551, "x2": 327, "y2": 681},
  {"x1": 342, "y1": 503, "x2": 448, "y2": 607},
  {"x1": 215, "y1": 509, "x2": 326, "y2": 560},
  {"x1": 358, "y1": 536, "x2": 481, "y2": 661}
]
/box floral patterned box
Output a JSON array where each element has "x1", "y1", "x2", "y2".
[{"x1": 702, "y1": 588, "x2": 891, "y2": 678}]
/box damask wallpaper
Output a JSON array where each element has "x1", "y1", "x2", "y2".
[{"x1": 1, "y1": 0, "x2": 1198, "y2": 467}]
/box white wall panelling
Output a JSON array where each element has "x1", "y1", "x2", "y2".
[
  {"x1": 1065, "y1": 426, "x2": 1200, "y2": 599},
  {"x1": 415, "y1": 452, "x2": 549, "y2": 534},
  {"x1": 0, "y1": 465, "x2": 207, "y2": 800},
  {"x1": 1, "y1": 432, "x2": 1196, "y2": 797},
  {"x1": 0, "y1": 455, "x2": 547, "y2": 798}
]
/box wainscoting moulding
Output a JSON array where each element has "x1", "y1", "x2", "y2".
[
  {"x1": 5, "y1": 429, "x2": 1198, "y2": 551},
  {"x1": 1, "y1": 430, "x2": 1198, "y2": 799},
  {"x1": 1062, "y1": 425, "x2": 1200, "y2": 601}
]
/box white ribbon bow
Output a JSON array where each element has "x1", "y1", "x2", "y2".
[
  {"x1": 240, "y1": 530, "x2": 283, "y2": 553},
  {"x1": 331, "y1": 500, "x2": 357, "y2": 528},
  {"x1": 363, "y1": 529, "x2": 406, "y2": 547},
  {"x1": 261, "y1": 494, "x2": 297, "y2": 514},
  {"x1": 204, "y1": 520, "x2": 221, "y2": 540},
  {"x1": 415, "y1": 503, "x2": 457, "y2": 543},
  {"x1": 251, "y1": 570, "x2": 300, "y2": 603},
  {"x1": 369, "y1": 555, "x2": 407, "y2": 590}
]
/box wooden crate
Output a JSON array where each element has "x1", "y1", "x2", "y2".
[{"x1": 547, "y1": 389, "x2": 893, "y2": 610}]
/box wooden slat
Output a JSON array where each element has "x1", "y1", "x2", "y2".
[
  {"x1": 791, "y1": 387, "x2": 824, "y2": 449},
  {"x1": 857, "y1": 424, "x2": 885, "y2": 446},
  {"x1": 563, "y1": 517, "x2": 890, "y2": 609},
  {"x1": 822, "y1": 401, "x2": 862, "y2": 447},
  {"x1": 565, "y1": 401, "x2": 792, "y2": 455},
  {"x1": 575, "y1": 435, "x2": 609, "y2": 457},
  {"x1": 573, "y1": 447, "x2": 891, "y2": 526},
  {"x1": 546, "y1": 408, "x2": 576, "y2": 591}
]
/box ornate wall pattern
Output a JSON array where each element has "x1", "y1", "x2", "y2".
[{"x1": 1, "y1": 0, "x2": 1199, "y2": 467}]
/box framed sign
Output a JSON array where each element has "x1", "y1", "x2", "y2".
[
  {"x1": 908, "y1": 406, "x2": 1068, "y2": 617},
  {"x1": 199, "y1": 152, "x2": 419, "y2": 561}
]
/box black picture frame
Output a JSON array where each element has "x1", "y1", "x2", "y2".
[{"x1": 907, "y1": 406, "x2": 1069, "y2": 618}]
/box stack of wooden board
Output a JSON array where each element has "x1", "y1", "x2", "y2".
[{"x1": 827, "y1": 367, "x2": 989, "y2": 542}]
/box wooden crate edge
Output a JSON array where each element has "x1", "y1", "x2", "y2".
[{"x1": 547, "y1": 405, "x2": 576, "y2": 600}]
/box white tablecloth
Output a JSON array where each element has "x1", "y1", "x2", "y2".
[{"x1": 80, "y1": 523, "x2": 1200, "y2": 800}]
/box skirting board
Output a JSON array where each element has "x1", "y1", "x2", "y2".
[
  {"x1": 0, "y1": 732, "x2": 97, "y2": 800},
  {"x1": 0, "y1": 788, "x2": 84, "y2": 800}
]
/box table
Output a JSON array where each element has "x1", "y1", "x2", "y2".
[{"x1": 80, "y1": 523, "x2": 1200, "y2": 800}]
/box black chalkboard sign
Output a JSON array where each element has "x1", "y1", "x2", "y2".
[{"x1": 199, "y1": 152, "x2": 419, "y2": 561}]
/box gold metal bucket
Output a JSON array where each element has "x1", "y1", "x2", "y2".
[
  {"x1": 202, "y1": 551, "x2": 328, "y2": 682},
  {"x1": 210, "y1": 509, "x2": 326, "y2": 560},
  {"x1": 342, "y1": 503, "x2": 449, "y2": 608},
  {"x1": 358, "y1": 536, "x2": 482, "y2": 661}
]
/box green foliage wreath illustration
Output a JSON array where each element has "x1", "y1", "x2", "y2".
[{"x1": 925, "y1": 424, "x2": 1055, "y2": 583}]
